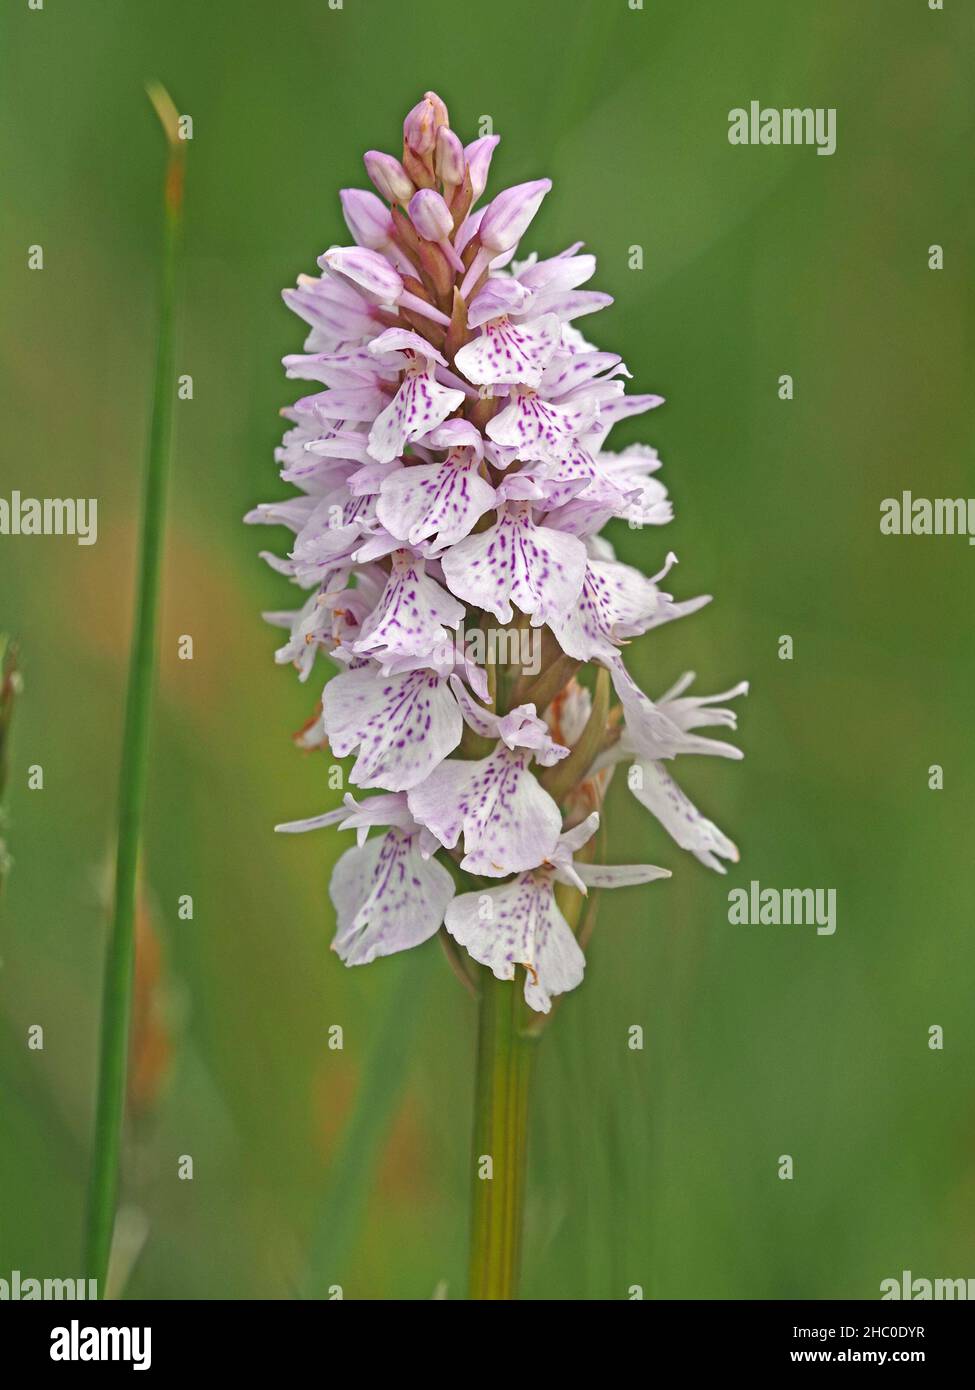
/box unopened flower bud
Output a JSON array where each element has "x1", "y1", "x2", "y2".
[
  {"x1": 408, "y1": 188, "x2": 454, "y2": 242},
  {"x1": 319, "y1": 245, "x2": 403, "y2": 304},
  {"x1": 340, "y1": 189, "x2": 394, "y2": 250},
  {"x1": 467, "y1": 276, "x2": 533, "y2": 328},
  {"x1": 404, "y1": 90, "x2": 449, "y2": 157},
  {"x1": 479, "y1": 179, "x2": 552, "y2": 254},
  {"x1": 363, "y1": 150, "x2": 414, "y2": 204},
  {"x1": 464, "y1": 135, "x2": 500, "y2": 201},
  {"x1": 435, "y1": 127, "x2": 465, "y2": 187},
  {"x1": 319, "y1": 245, "x2": 451, "y2": 326}
]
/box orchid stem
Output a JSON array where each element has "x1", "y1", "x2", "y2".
[
  {"x1": 83, "y1": 86, "x2": 184, "y2": 1295},
  {"x1": 468, "y1": 968, "x2": 535, "y2": 1299}
]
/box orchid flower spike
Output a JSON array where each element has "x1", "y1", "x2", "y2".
[{"x1": 250, "y1": 91, "x2": 746, "y2": 1014}]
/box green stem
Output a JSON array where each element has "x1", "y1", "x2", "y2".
[
  {"x1": 468, "y1": 969, "x2": 536, "y2": 1299},
  {"x1": 84, "y1": 93, "x2": 184, "y2": 1294}
]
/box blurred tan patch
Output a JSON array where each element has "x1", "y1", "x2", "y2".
[{"x1": 71, "y1": 518, "x2": 271, "y2": 735}]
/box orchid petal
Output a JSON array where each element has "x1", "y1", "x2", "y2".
[
  {"x1": 367, "y1": 372, "x2": 466, "y2": 464},
  {"x1": 352, "y1": 551, "x2": 464, "y2": 668},
  {"x1": 445, "y1": 872, "x2": 585, "y2": 1013},
  {"x1": 330, "y1": 830, "x2": 454, "y2": 965},
  {"x1": 575, "y1": 862, "x2": 671, "y2": 889},
  {"x1": 441, "y1": 502, "x2": 586, "y2": 626},
  {"x1": 628, "y1": 760, "x2": 739, "y2": 873},
  {"x1": 376, "y1": 455, "x2": 497, "y2": 550},
  {"x1": 454, "y1": 313, "x2": 561, "y2": 389},
  {"x1": 322, "y1": 666, "x2": 463, "y2": 791},
  {"x1": 408, "y1": 746, "x2": 562, "y2": 877}
]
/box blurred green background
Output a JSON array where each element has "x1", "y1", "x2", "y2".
[{"x1": 1, "y1": 0, "x2": 972, "y2": 1299}]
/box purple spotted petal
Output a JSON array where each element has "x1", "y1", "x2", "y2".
[
  {"x1": 549, "y1": 558, "x2": 666, "y2": 662},
  {"x1": 485, "y1": 388, "x2": 597, "y2": 459},
  {"x1": 352, "y1": 550, "x2": 464, "y2": 668},
  {"x1": 322, "y1": 666, "x2": 463, "y2": 791},
  {"x1": 535, "y1": 442, "x2": 639, "y2": 511},
  {"x1": 376, "y1": 455, "x2": 497, "y2": 550},
  {"x1": 408, "y1": 745, "x2": 562, "y2": 877},
  {"x1": 454, "y1": 312, "x2": 561, "y2": 389},
  {"x1": 538, "y1": 348, "x2": 625, "y2": 399},
  {"x1": 444, "y1": 871, "x2": 585, "y2": 1013},
  {"x1": 290, "y1": 493, "x2": 378, "y2": 585},
  {"x1": 367, "y1": 369, "x2": 466, "y2": 463},
  {"x1": 627, "y1": 759, "x2": 739, "y2": 873},
  {"x1": 440, "y1": 501, "x2": 586, "y2": 625},
  {"x1": 574, "y1": 861, "x2": 671, "y2": 890},
  {"x1": 330, "y1": 829, "x2": 454, "y2": 965}
]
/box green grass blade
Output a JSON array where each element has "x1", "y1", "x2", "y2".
[
  {"x1": 83, "y1": 85, "x2": 185, "y2": 1295},
  {"x1": 0, "y1": 636, "x2": 21, "y2": 898}
]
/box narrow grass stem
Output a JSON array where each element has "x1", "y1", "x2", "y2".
[
  {"x1": 83, "y1": 88, "x2": 184, "y2": 1294},
  {"x1": 0, "y1": 637, "x2": 21, "y2": 901}
]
